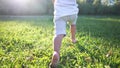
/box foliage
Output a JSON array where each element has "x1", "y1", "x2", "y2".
[
  {"x1": 77, "y1": 0, "x2": 120, "y2": 15},
  {"x1": 0, "y1": 0, "x2": 120, "y2": 15},
  {"x1": 0, "y1": 16, "x2": 120, "y2": 68}
]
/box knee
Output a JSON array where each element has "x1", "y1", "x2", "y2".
[
  {"x1": 54, "y1": 34, "x2": 65, "y2": 38},
  {"x1": 71, "y1": 24, "x2": 76, "y2": 26}
]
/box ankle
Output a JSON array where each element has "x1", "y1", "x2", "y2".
[{"x1": 72, "y1": 39, "x2": 77, "y2": 43}]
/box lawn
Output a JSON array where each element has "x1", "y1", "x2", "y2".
[{"x1": 0, "y1": 15, "x2": 120, "y2": 68}]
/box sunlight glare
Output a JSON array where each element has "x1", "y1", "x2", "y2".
[
  {"x1": 13, "y1": 0, "x2": 30, "y2": 4},
  {"x1": 1, "y1": 0, "x2": 50, "y2": 15}
]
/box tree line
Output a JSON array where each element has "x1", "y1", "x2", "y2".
[
  {"x1": 0, "y1": 0, "x2": 120, "y2": 15},
  {"x1": 77, "y1": 0, "x2": 120, "y2": 15}
]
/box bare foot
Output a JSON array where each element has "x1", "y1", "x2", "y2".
[
  {"x1": 49, "y1": 63, "x2": 57, "y2": 68},
  {"x1": 72, "y1": 39, "x2": 77, "y2": 43},
  {"x1": 50, "y1": 52, "x2": 59, "y2": 68}
]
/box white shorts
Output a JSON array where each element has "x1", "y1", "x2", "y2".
[{"x1": 54, "y1": 14, "x2": 78, "y2": 36}]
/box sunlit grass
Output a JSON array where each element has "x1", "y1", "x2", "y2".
[{"x1": 0, "y1": 16, "x2": 120, "y2": 68}]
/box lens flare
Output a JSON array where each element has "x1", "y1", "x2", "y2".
[
  {"x1": 12, "y1": 0, "x2": 30, "y2": 4},
  {"x1": 0, "y1": 0, "x2": 52, "y2": 15}
]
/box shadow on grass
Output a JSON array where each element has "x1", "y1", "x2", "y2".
[
  {"x1": 68, "y1": 15, "x2": 120, "y2": 67},
  {"x1": 77, "y1": 16, "x2": 120, "y2": 47},
  {"x1": 74, "y1": 42, "x2": 119, "y2": 68},
  {"x1": 77, "y1": 16, "x2": 120, "y2": 38}
]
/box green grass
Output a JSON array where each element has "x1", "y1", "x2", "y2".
[{"x1": 0, "y1": 16, "x2": 120, "y2": 68}]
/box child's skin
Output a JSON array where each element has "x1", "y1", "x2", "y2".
[
  {"x1": 50, "y1": 0, "x2": 78, "y2": 67},
  {"x1": 51, "y1": 25, "x2": 77, "y2": 65}
]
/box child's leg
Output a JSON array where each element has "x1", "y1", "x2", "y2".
[
  {"x1": 51, "y1": 34, "x2": 64, "y2": 65},
  {"x1": 50, "y1": 17, "x2": 66, "y2": 67},
  {"x1": 68, "y1": 14, "x2": 77, "y2": 43},
  {"x1": 70, "y1": 24, "x2": 77, "y2": 43}
]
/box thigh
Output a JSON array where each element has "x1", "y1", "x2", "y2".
[
  {"x1": 69, "y1": 14, "x2": 78, "y2": 24},
  {"x1": 63, "y1": 14, "x2": 78, "y2": 25},
  {"x1": 54, "y1": 17, "x2": 66, "y2": 36}
]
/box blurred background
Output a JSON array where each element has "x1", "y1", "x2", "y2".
[{"x1": 0, "y1": 0, "x2": 120, "y2": 15}]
